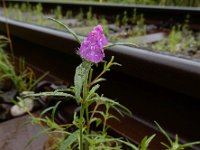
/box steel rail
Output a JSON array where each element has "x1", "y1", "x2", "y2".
[
  {"x1": 0, "y1": 17, "x2": 200, "y2": 149},
  {"x1": 0, "y1": 17, "x2": 200, "y2": 98},
  {"x1": 2, "y1": 0, "x2": 200, "y2": 30}
]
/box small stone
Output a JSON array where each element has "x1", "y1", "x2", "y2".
[{"x1": 10, "y1": 98, "x2": 34, "y2": 117}]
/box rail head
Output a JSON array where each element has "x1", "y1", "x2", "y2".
[{"x1": 3, "y1": 0, "x2": 200, "y2": 12}]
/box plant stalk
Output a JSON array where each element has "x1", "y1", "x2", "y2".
[
  {"x1": 2, "y1": 0, "x2": 14, "y2": 60},
  {"x1": 85, "y1": 103, "x2": 90, "y2": 133},
  {"x1": 79, "y1": 103, "x2": 85, "y2": 150}
]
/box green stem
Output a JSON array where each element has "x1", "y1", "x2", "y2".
[
  {"x1": 79, "y1": 103, "x2": 85, "y2": 150},
  {"x1": 83, "y1": 72, "x2": 91, "y2": 134},
  {"x1": 102, "y1": 115, "x2": 108, "y2": 134},
  {"x1": 90, "y1": 69, "x2": 106, "y2": 86},
  {"x1": 2, "y1": 0, "x2": 14, "y2": 60},
  {"x1": 80, "y1": 61, "x2": 91, "y2": 149},
  {"x1": 85, "y1": 103, "x2": 90, "y2": 134},
  {"x1": 103, "y1": 105, "x2": 109, "y2": 134}
]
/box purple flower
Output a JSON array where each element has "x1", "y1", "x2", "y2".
[{"x1": 79, "y1": 25, "x2": 108, "y2": 63}]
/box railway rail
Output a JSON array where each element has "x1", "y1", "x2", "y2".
[
  {"x1": 2, "y1": 0, "x2": 200, "y2": 30},
  {"x1": 0, "y1": 1, "x2": 200, "y2": 149}
]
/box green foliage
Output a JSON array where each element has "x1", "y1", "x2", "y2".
[
  {"x1": 122, "y1": 11, "x2": 128, "y2": 26},
  {"x1": 86, "y1": 7, "x2": 92, "y2": 21},
  {"x1": 75, "y1": 8, "x2": 84, "y2": 22},
  {"x1": 20, "y1": 3, "x2": 28, "y2": 12},
  {"x1": 21, "y1": 22, "x2": 138, "y2": 149},
  {"x1": 155, "y1": 121, "x2": 200, "y2": 150},
  {"x1": 19, "y1": 17, "x2": 200, "y2": 150},
  {"x1": 33, "y1": 3, "x2": 44, "y2": 25},
  {"x1": 133, "y1": 14, "x2": 146, "y2": 36},
  {"x1": 0, "y1": 51, "x2": 48, "y2": 92},
  {"x1": 24, "y1": 56, "x2": 136, "y2": 150},
  {"x1": 48, "y1": 17, "x2": 82, "y2": 44},
  {"x1": 14, "y1": 4, "x2": 23, "y2": 21},
  {"x1": 0, "y1": 36, "x2": 9, "y2": 48},
  {"x1": 132, "y1": 9, "x2": 137, "y2": 24},
  {"x1": 59, "y1": 130, "x2": 79, "y2": 150},
  {"x1": 0, "y1": 48, "x2": 18, "y2": 89},
  {"x1": 131, "y1": 134, "x2": 156, "y2": 150},
  {"x1": 152, "y1": 20, "x2": 200, "y2": 54},
  {"x1": 34, "y1": 3, "x2": 43, "y2": 16},
  {"x1": 86, "y1": 7, "x2": 98, "y2": 26},
  {"x1": 74, "y1": 61, "x2": 91, "y2": 103},
  {"x1": 168, "y1": 26, "x2": 182, "y2": 53},
  {"x1": 4, "y1": 2, "x2": 149, "y2": 44},
  {"x1": 65, "y1": 10, "x2": 73, "y2": 19},
  {"x1": 0, "y1": 36, "x2": 48, "y2": 92},
  {"x1": 115, "y1": 15, "x2": 120, "y2": 27},
  {"x1": 54, "y1": 6, "x2": 63, "y2": 20},
  {"x1": 100, "y1": 17, "x2": 109, "y2": 36}
]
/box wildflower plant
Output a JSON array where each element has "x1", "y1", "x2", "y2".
[
  {"x1": 0, "y1": 50, "x2": 47, "y2": 92},
  {"x1": 0, "y1": 36, "x2": 48, "y2": 92},
  {"x1": 22, "y1": 19, "x2": 200, "y2": 150},
  {"x1": 155, "y1": 122, "x2": 200, "y2": 150},
  {"x1": 0, "y1": 35, "x2": 9, "y2": 48},
  {"x1": 22, "y1": 19, "x2": 139, "y2": 150}
]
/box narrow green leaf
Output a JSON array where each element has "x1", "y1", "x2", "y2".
[
  {"x1": 26, "y1": 91, "x2": 75, "y2": 99},
  {"x1": 104, "y1": 42, "x2": 138, "y2": 49},
  {"x1": 111, "y1": 105, "x2": 124, "y2": 117},
  {"x1": 40, "y1": 106, "x2": 55, "y2": 116},
  {"x1": 74, "y1": 61, "x2": 91, "y2": 103},
  {"x1": 96, "y1": 118, "x2": 102, "y2": 127},
  {"x1": 86, "y1": 84, "x2": 100, "y2": 101},
  {"x1": 92, "y1": 78, "x2": 106, "y2": 85},
  {"x1": 161, "y1": 142, "x2": 170, "y2": 149},
  {"x1": 107, "y1": 114, "x2": 120, "y2": 122},
  {"x1": 28, "y1": 71, "x2": 49, "y2": 91},
  {"x1": 59, "y1": 130, "x2": 79, "y2": 150},
  {"x1": 101, "y1": 97, "x2": 132, "y2": 115},
  {"x1": 140, "y1": 134, "x2": 156, "y2": 150},
  {"x1": 48, "y1": 17, "x2": 82, "y2": 44},
  {"x1": 181, "y1": 141, "x2": 200, "y2": 149},
  {"x1": 155, "y1": 121, "x2": 173, "y2": 146},
  {"x1": 51, "y1": 101, "x2": 62, "y2": 122},
  {"x1": 115, "y1": 139, "x2": 138, "y2": 150},
  {"x1": 89, "y1": 117, "x2": 102, "y2": 128}
]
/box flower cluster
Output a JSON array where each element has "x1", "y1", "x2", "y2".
[{"x1": 79, "y1": 25, "x2": 108, "y2": 63}]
